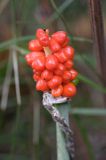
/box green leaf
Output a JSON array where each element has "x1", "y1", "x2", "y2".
[
  {"x1": 70, "y1": 108, "x2": 106, "y2": 116},
  {"x1": 78, "y1": 74, "x2": 106, "y2": 94},
  {"x1": 69, "y1": 35, "x2": 93, "y2": 43},
  {"x1": 0, "y1": 36, "x2": 34, "y2": 51}
]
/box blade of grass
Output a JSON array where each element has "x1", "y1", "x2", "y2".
[
  {"x1": 0, "y1": 51, "x2": 12, "y2": 110},
  {"x1": 15, "y1": 46, "x2": 29, "y2": 55},
  {"x1": 47, "y1": 0, "x2": 74, "y2": 24},
  {"x1": 78, "y1": 74, "x2": 106, "y2": 94},
  {"x1": 12, "y1": 46, "x2": 21, "y2": 106},
  {"x1": 32, "y1": 94, "x2": 40, "y2": 144},
  {"x1": 75, "y1": 53, "x2": 104, "y2": 83},
  {"x1": 0, "y1": 35, "x2": 34, "y2": 51},
  {"x1": 10, "y1": 0, "x2": 21, "y2": 106},
  {"x1": 50, "y1": 0, "x2": 71, "y2": 33},
  {"x1": 71, "y1": 36, "x2": 93, "y2": 43},
  {"x1": 9, "y1": 1, "x2": 21, "y2": 159},
  {"x1": 70, "y1": 108, "x2": 106, "y2": 116}
]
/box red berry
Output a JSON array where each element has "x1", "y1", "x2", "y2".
[
  {"x1": 51, "y1": 31, "x2": 67, "y2": 45},
  {"x1": 54, "y1": 63, "x2": 65, "y2": 76},
  {"x1": 36, "y1": 28, "x2": 49, "y2": 46},
  {"x1": 62, "y1": 83, "x2": 77, "y2": 97},
  {"x1": 25, "y1": 51, "x2": 45, "y2": 66},
  {"x1": 46, "y1": 54, "x2": 58, "y2": 71},
  {"x1": 36, "y1": 79, "x2": 48, "y2": 91},
  {"x1": 32, "y1": 56, "x2": 45, "y2": 71},
  {"x1": 28, "y1": 39, "x2": 43, "y2": 51},
  {"x1": 64, "y1": 60, "x2": 73, "y2": 70},
  {"x1": 49, "y1": 38, "x2": 61, "y2": 52},
  {"x1": 70, "y1": 69, "x2": 78, "y2": 80},
  {"x1": 63, "y1": 46, "x2": 74, "y2": 59},
  {"x1": 55, "y1": 50, "x2": 68, "y2": 63},
  {"x1": 62, "y1": 70, "x2": 72, "y2": 82},
  {"x1": 51, "y1": 85, "x2": 63, "y2": 97},
  {"x1": 48, "y1": 76, "x2": 62, "y2": 89},
  {"x1": 41, "y1": 70, "x2": 53, "y2": 81}
]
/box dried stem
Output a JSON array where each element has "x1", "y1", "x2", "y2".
[
  {"x1": 43, "y1": 92, "x2": 75, "y2": 159},
  {"x1": 0, "y1": 51, "x2": 12, "y2": 110},
  {"x1": 88, "y1": 0, "x2": 106, "y2": 106},
  {"x1": 88, "y1": 0, "x2": 106, "y2": 83}
]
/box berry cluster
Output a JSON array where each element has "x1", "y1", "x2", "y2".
[{"x1": 25, "y1": 28, "x2": 78, "y2": 97}]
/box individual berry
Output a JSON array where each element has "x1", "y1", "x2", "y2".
[
  {"x1": 48, "y1": 76, "x2": 62, "y2": 89},
  {"x1": 54, "y1": 63, "x2": 65, "y2": 76},
  {"x1": 55, "y1": 50, "x2": 68, "y2": 63},
  {"x1": 51, "y1": 31, "x2": 67, "y2": 45},
  {"x1": 63, "y1": 46, "x2": 74, "y2": 59},
  {"x1": 62, "y1": 70, "x2": 72, "y2": 82},
  {"x1": 62, "y1": 83, "x2": 77, "y2": 97},
  {"x1": 70, "y1": 69, "x2": 78, "y2": 80},
  {"x1": 25, "y1": 51, "x2": 45, "y2": 66},
  {"x1": 28, "y1": 39, "x2": 43, "y2": 51},
  {"x1": 36, "y1": 79, "x2": 48, "y2": 91},
  {"x1": 32, "y1": 56, "x2": 45, "y2": 71},
  {"x1": 64, "y1": 60, "x2": 73, "y2": 70},
  {"x1": 49, "y1": 38, "x2": 61, "y2": 52},
  {"x1": 41, "y1": 70, "x2": 53, "y2": 81},
  {"x1": 51, "y1": 85, "x2": 63, "y2": 97},
  {"x1": 36, "y1": 28, "x2": 49, "y2": 46},
  {"x1": 45, "y1": 54, "x2": 58, "y2": 71}
]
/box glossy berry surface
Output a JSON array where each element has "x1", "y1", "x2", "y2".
[
  {"x1": 28, "y1": 39, "x2": 43, "y2": 51},
  {"x1": 51, "y1": 85, "x2": 63, "y2": 97},
  {"x1": 62, "y1": 83, "x2": 77, "y2": 97},
  {"x1": 45, "y1": 54, "x2": 58, "y2": 71},
  {"x1": 41, "y1": 70, "x2": 53, "y2": 80},
  {"x1": 49, "y1": 38, "x2": 61, "y2": 52},
  {"x1": 51, "y1": 31, "x2": 66, "y2": 45},
  {"x1": 48, "y1": 76, "x2": 62, "y2": 89},
  {"x1": 63, "y1": 46, "x2": 74, "y2": 59},
  {"x1": 25, "y1": 28, "x2": 78, "y2": 97},
  {"x1": 36, "y1": 79, "x2": 48, "y2": 91},
  {"x1": 32, "y1": 56, "x2": 45, "y2": 71}
]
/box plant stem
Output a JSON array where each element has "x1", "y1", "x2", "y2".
[
  {"x1": 42, "y1": 92, "x2": 74, "y2": 159},
  {"x1": 88, "y1": 0, "x2": 106, "y2": 87}
]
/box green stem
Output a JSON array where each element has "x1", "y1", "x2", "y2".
[{"x1": 56, "y1": 104, "x2": 72, "y2": 160}]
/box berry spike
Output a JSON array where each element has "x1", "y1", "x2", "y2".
[{"x1": 25, "y1": 28, "x2": 78, "y2": 98}]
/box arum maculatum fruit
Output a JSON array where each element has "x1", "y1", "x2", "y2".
[{"x1": 25, "y1": 28, "x2": 78, "y2": 97}]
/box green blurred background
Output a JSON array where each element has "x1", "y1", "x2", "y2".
[{"x1": 0, "y1": 0, "x2": 106, "y2": 159}]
